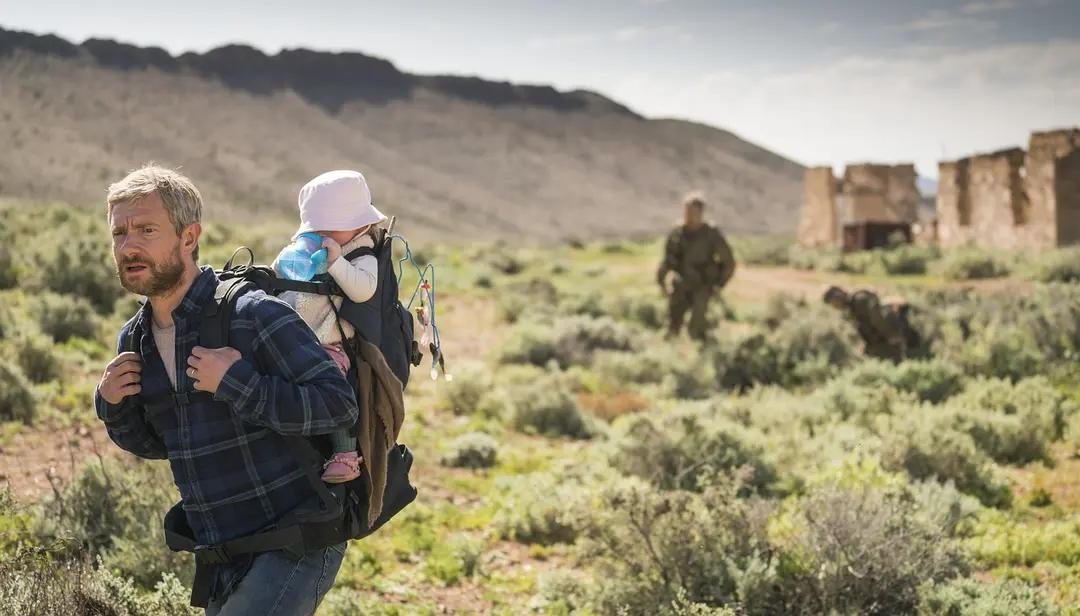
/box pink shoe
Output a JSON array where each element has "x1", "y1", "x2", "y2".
[{"x1": 322, "y1": 451, "x2": 363, "y2": 483}]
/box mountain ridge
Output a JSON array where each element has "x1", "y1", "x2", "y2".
[{"x1": 0, "y1": 25, "x2": 803, "y2": 241}]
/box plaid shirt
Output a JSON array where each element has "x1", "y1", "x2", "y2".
[{"x1": 95, "y1": 267, "x2": 359, "y2": 546}]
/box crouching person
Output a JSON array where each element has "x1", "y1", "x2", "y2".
[
  {"x1": 95, "y1": 165, "x2": 359, "y2": 615},
  {"x1": 823, "y1": 285, "x2": 923, "y2": 362}
]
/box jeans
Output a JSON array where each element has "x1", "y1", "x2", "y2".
[{"x1": 205, "y1": 542, "x2": 347, "y2": 616}]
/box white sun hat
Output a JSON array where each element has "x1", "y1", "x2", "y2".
[{"x1": 293, "y1": 170, "x2": 387, "y2": 239}]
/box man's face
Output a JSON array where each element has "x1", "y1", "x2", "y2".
[
  {"x1": 109, "y1": 192, "x2": 187, "y2": 298},
  {"x1": 683, "y1": 203, "x2": 704, "y2": 228}
]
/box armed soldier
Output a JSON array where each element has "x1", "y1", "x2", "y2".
[
  {"x1": 656, "y1": 195, "x2": 736, "y2": 341},
  {"x1": 823, "y1": 286, "x2": 922, "y2": 362}
]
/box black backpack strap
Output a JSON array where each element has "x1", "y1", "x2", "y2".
[
  {"x1": 266, "y1": 278, "x2": 339, "y2": 296},
  {"x1": 343, "y1": 246, "x2": 376, "y2": 261}
]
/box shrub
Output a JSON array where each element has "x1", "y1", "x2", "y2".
[
  {"x1": 917, "y1": 577, "x2": 1059, "y2": 616},
  {"x1": 939, "y1": 408, "x2": 1051, "y2": 466},
  {"x1": 422, "y1": 534, "x2": 483, "y2": 586},
  {"x1": 881, "y1": 244, "x2": 936, "y2": 275},
  {"x1": 496, "y1": 277, "x2": 558, "y2": 323},
  {"x1": 535, "y1": 569, "x2": 590, "y2": 615},
  {"x1": 608, "y1": 409, "x2": 775, "y2": 493},
  {"x1": 939, "y1": 248, "x2": 1012, "y2": 280},
  {"x1": 501, "y1": 375, "x2": 593, "y2": 438},
  {"x1": 440, "y1": 432, "x2": 498, "y2": 469},
  {"x1": 493, "y1": 472, "x2": 583, "y2": 545},
  {"x1": 498, "y1": 315, "x2": 636, "y2": 369},
  {"x1": 32, "y1": 236, "x2": 124, "y2": 314},
  {"x1": 881, "y1": 424, "x2": 1010, "y2": 507},
  {"x1": 578, "y1": 477, "x2": 767, "y2": 616},
  {"x1": 6, "y1": 332, "x2": 63, "y2": 383},
  {"x1": 729, "y1": 235, "x2": 792, "y2": 266},
  {"x1": 36, "y1": 458, "x2": 192, "y2": 588},
  {"x1": 839, "y1": 358, "x2": 964, "y2": 404},
  {"x1": 767, "y1": 485, "x2": 967, "y2": 615},
  {"x1": 34, "y1": 292, "x2": 100, "y2": 343},
  {"x1": 1028, "y1": 246, "x2": 1080, "y2": 283},
  {"x1": 594, "y1": 346, "x2": 715, "y2": 400},
  {"x1": 0, "y1": 243, "x2": 16, "y2": 289},
  {"x1": 951, "y1": 376, "x2": 1075, "y2": 441},
  {"x1": 435, "y1": 362, "x2": 493, "y2": 416},
  {"x1": 0, "y1": 359, "x2": 35, "y2": 423},
  {"x1": 965, "y1": 512, "x2": 1080, "y2": 568}
]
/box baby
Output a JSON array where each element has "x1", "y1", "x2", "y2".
[{"x1": 273, "y1": 170, "x2": 385, "y2": 483}]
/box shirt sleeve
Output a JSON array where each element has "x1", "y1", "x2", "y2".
[
  {"x1": 657, "y1": 232, "x2": 678, "y2": 283},
  {"x1": 213, "y1": 296, "x2": 359, "y2": 436},
  {"x1": 327, "y1": 254, "x2": 378, "y2": 304},
  {"x1": 95, "y1": 330, "x2": 168, "y2": 460}
]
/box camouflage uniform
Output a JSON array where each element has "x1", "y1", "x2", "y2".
[
  {"x1": 657, "y1": 223, "x2": 735, "y2": 340},
  {"x1": 845, "y1": 290, "x2": 920, "y2": 361}
]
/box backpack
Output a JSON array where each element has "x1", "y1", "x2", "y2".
[{"x1": 145, "y1": 225, "x2": 427, "y2": 607}]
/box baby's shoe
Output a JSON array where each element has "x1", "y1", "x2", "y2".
[{"x1": 322, "y1": 451, "x2": 362, "y2": 483}]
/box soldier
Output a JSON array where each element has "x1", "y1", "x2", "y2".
[
  {"x1": 657, "y1": 195, "x2": 736, "y2": 340},
  {"x1": 823, "y1": 285, "x2": 921, "y2": 362}
]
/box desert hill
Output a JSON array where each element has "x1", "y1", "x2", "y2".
[{"x1": 0, "y1": 26, "x2": 802, "y2": 241}]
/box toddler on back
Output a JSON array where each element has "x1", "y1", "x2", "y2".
[{"x1": 273, "y1": 169, "x2": 385, "y2": 483}]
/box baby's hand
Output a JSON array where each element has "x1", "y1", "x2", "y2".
[{"x1": 321, "y1": 237, "x2": 342, "y2": 265}]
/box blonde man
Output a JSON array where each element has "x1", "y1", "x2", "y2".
[{"x1": 95, "y1": 164, "x2": 358, "y2": 613}]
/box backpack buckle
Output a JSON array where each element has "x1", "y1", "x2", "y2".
[{"x1": 194, "y1": 544, "x2": 231, "y2": 565}]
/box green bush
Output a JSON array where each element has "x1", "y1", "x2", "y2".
[
  {"x1": 440, "y1": 432, "x2": 498, "y2": 469},
  {"x1": 0, "y1": 359, "x2": 35, "y2": 423},
  {"x1": 493, "y1": 472, "x2": 583, "y2": 545},
  {"x1": 435, "y1": 362, "x2": 494, "y2": 416},
  {"x1": 6, "y1": 332, "x2": 63, "y2": 383},
  {"x1": 881, "y1": 424, "x2": 1010, "y2": 507},
  {"x1": 0, "y1": 244, "x2": 16, "y2": 289},
  {"x1": 951, "y1": 376, "x2": 1075, "y2": 441},
  {"x1": 608, "y1": 408, "x2": 775, "y2": 493},
  {"x1": 917, "y1": 577, "x2": 1059, "y2": 615},
  {"x1": 729, "y1": 235, "x2": 792, "y2": 266},
  {"x1": 713, "y1": 307, "x2": 856, "y2": 390},
  {"x1": 1028, "y1": 246, "x2": 1080, "y2": 283},
  {"x1": 32, "y1": 236, "x2": 124, "y2": 314},
  {"x1": 939, "y1": 248, "x2": 1012, "y2": 280},
  {"x1": 938, "y1": 408, "x2": 1051, "y2": 466},
  {"x1": 593, "y1": 346, "x2": 715, "y2": 400},
  {"x1": 839, "y1": 358, "x2": 964, "y2": 404},
  {"x1": 577, "y1": 478, "x2": 763, "y2": 616},
  {"x1": 34, "y1": 292, "x2": 100, "y2": 343},
  {"x1": 36, "y1": 458, "x2": 192, "y2": 588},
  {"x1": 498, "y1": 315, "x2": 636, "y2": 369},
  {"x1": 501, "y1": 374, "x2": 593, "y2": 438},
  {"x1": 766, "y1": 485, "x2": 967, "y2": 615}
]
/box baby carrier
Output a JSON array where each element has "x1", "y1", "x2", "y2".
[{"x1": 151, "y1": 220, "x2": 444, "y2": 606}]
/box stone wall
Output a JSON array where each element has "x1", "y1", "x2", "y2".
[
  {"x1": 1028, "y1": 128, "x2": 1080, "y2": 246},
  {"x1": 938, "y1": 129, "x2": 1080, "y2": 250},
  {"x1": 797, "y1": 166, "x2": 837, "y2": 246},
  {"x1": 841, "y1": 164, "x2": 919, "y2": 224}
]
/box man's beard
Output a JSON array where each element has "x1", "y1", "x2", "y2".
[{"x1": 116, "y1": 246, "x2": 186, "y2": 298}]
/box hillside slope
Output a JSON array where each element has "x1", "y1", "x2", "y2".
[{"x1": 0, "y1": 27, "x2": 802, "y2": 241}]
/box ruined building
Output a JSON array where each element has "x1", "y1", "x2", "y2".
[
  {"x1": 797, "y1": 163, "x2": 919, "y2": 248},
  {"x1": 937, "y1": 128, "x2": 1080, "y2": 250}
]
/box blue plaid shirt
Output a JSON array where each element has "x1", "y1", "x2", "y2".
[{"x1": 95, "y1": 267, "x2": 359, "y2": 546}]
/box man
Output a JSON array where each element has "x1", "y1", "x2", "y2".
[
  {"x1": 95, "y1": 165, "x2": 359, "y2": 614},
  {"x1": 823, "y1": 285, "x2": 921, "y2": 362},
  {"x1": 656, "y1": 195, "x2": 736, "y2": 340}
]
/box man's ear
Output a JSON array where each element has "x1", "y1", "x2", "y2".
[{"x1": 182, "y1": 222, "x2": 202, "y2": 258}]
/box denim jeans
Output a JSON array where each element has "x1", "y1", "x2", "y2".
[{"x1": 205, "y1": 542, "x2": 347, "y2": 616}]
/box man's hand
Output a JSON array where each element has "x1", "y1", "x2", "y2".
[
  {"x1": 321, "y1": 237, "x2": 343, "y2": 266},
  {"x1": 98, "y1": 352, "x2": 142, "y2": 405},
  {"x1": 187, "y1": 346, "x2": 242, "y2": 394}
]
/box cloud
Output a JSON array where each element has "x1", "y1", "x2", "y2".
[
  {"x1": 899, "y1": 8, "x2": 999, "y2": 32},
  {"x1": 601, "y1": 40, "x2": 1080, "y2": 175},
  {"x1": 528, "y1": 24, "x2": 691, "y2": 50}
]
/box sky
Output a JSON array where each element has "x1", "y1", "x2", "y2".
[{"x1": 2, "y1": 0, "x2": 1078, "y2": 178}]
